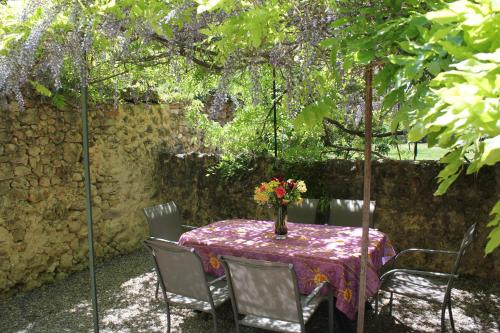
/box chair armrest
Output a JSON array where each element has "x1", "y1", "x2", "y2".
[
  {"x1": 208, "y1": 275, "x2": 226, "y2": 285},
  {"x1": 181, "y1": 225, "x2": 197, "y2": 230},
  {"x1": 380, "y1": 268, "x2": 458, "y2": 284},
  {"x1": 302, "y1": 281, "x2": 329, "y2": 307},
  {"x1": 385, "y1": 248, "x2": 458, "y2": 268}
]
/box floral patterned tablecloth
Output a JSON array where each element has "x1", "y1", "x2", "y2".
[{"x1": 178, "y1": 219, "x2": 395, "y2": 319}]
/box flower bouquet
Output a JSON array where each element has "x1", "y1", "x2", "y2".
[{"x1": 254, "y1": 177, "x2": 307, "y2": 239}]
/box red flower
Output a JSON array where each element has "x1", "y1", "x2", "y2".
[
  {"x1": 259, "y1": 184, "x2": 266, "y2": 192},
  {"x1": 275, "y1": 187, "x2": 286, "y2": 199}
]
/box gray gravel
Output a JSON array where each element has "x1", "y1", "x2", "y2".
[{"x1": 0, "y1": 249, "x2": 498, "y2": 333}]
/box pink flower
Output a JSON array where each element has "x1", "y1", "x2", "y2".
[{"x1": 275, "y1": 187, "x2": 286, "y2": 199}]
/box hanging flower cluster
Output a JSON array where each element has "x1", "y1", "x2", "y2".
[{"x1": 254, "y1": 177, "x2": 307, "y2": 208}]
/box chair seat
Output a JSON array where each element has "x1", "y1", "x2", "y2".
[
  {"x1": 381, "y1": 271, "x2": 449, "y2": 304},
  {"x1": 240, "y1": 295, "x2": 324, "y2": 333},
  {"x1": 166, "y1": 285, "x2": 229, "y2": 312}
]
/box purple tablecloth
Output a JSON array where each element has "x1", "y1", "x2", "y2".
[{"x1": 179, "y1": 219, "x2": 395, "y2": 319}]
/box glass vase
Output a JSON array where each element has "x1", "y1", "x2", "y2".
[{"x1": 275, "y1": 205, "x2": 288, "y2": 240}]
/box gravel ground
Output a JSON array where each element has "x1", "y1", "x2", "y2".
[{"x1": 1, "y1": 249, "x2": 498, "y2": 333}]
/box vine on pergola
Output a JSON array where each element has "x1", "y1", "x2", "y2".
[{"x1": 1, "y1": 0, "x2": 499, "y2": 254}]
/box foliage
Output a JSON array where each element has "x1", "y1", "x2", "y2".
[
  {"x1": 326, "y1": 0, "x2": 500, "y2": 254},
  {"x1": 1, "y1": 0, "x2": 498, "y2": 252}
]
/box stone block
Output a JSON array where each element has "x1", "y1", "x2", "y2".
[
  {"x1": 65, "y1": 131, "x2": 82, "y2": 143},
  {"x1": 18, "y1": 111, "x2": 38, "y2": 125},
  {"x1": 14, "y1": 165, "x2": 31, "y2": 176},
  {"x1": 0, "y1": 181, "x2": 11, "y2": 195},
  {"x1": 28, "y1": 189, "x2": 46, "y2": 203},
  {"x1": 59, "y1": 253, "x2": 73, "y2": 268},
  {"x1": 50, "y1": 176, "x2": 61, "y2": 185},
  {"x1": 68, "y1": 220, "x2": 81, "y2": 233},
  {"x1": 11, "y1": 178, "x2": 30, "y2": 189},
  {"x1": 0, "y1": 163, "x2": 13, "y2": 180},
  {"x1": 63, "y1": 143, "x2": 82, "y2": 164},
  {"x1": 0, "y1": 130, "x2": 12, "y2": 143},
  {"x1": 10, "y1": 151, "x2": 29, "y2": 165},
  {"x1": 72, "y1": 173, "x2": 83, "y2": 181},
  {"x1": 28, "y1": 146, "x2": 41, "y2": 156},
  {"x1": 5, "y1": 144, "x2": 17, "y2": 153}
]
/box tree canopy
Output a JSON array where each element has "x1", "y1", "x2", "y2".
[{"x1": 0, "y1": 0, "x2": 499, "y2": 253}]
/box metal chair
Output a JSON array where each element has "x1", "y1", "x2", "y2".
[
  {"x1": 144, "y1": 238, "x2": 229, "y2": 333},
  {"x1": 143, "y1": 201, "x2": 196, "y2": 242},
  {"x1": 220, "y1": 255, "x2": 334, "y2": 333},
  {"x1": 143, "y1": 201, "x2": 196, "y2": 298},
  {"x1": 375, "y1": 223, "x2": 477, "y2": 333},
  {"x1": 328, "y1": 199, "x2": 376, "y2": 228},
  {"x1": 288, "y1": 198, "x2": 319, "y2": 224}
]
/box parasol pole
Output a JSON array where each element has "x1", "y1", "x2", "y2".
[
  {"x1": 272, "y1": 66, "x2": 278, "y2": 159},
  {"x1": 80, "y1": 50, "x2": 100, "y2": 332},
  {"x1": 356, "y1": 64, "x2": 374, "y2": 333}
]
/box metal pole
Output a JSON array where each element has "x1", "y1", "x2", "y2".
[
  {"x1": 80, "y1": 53, "x2": 100, "y2": 333},
  {"x1": 272, "y1": 67, "x2": 278, "y2": 159},
  {"x1": 356, "y1": 64, "x2": 373, "y2": 333}
]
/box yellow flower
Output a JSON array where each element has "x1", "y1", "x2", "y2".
[
  {"x1": 297, "y1": 180, "x2": 307, "y2": 193},
  {"x1": 253, "y1": 190, "x2": 269, "y2": 203},
  {"x1": 343, "y1": 288, "x2": 353, "y2": 303},
  {"x1": 314, "y1": 272, "x2": 329, "y2": 285},
  {"x1": 209, "y1": 256, "x2": 220, "y2": 269},
  {"x1": 267, "y1": 180, "x2": 280, "y2": 191}
]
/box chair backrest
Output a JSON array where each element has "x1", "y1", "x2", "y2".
[
  {"x1": 144, "y1": 238, "x2": 212, "y2": 303},
  {"x1": 221, "y1": 255, "x2": 304, "y2": 324},
  {"x1": 328, "y1": 199, "x2": 376, "y2": 228},
  {"x1": 451, "y1": 223, "x2": 478, "y2": 275},
  {"x1": 288, "y1": 198, "x2": 319, "y2": 224},
  {"x1": 143, "y1": 202, "x2": 184, "y2": 241}
]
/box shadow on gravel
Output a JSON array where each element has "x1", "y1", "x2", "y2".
[{"x1": 1, "y1": 249, "x2": 498, "y2": 333}]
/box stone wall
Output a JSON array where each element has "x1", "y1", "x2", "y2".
[
  {"x1": 160, "y1": 153, "x2": 500, "y2": 280},
  {"x1": 0, "y1": 100, "x2": 208, "y2": 296}
]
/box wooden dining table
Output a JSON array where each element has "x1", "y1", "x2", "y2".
[{"x1": 178, "y1": 219, "x2": 395, "y2": 320}]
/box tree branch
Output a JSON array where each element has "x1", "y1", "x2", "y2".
[
  {"x1": 324, "y1": 145, "x2": 388, "y2": 160},
  {"x1": 151, "y1": 34, "x2": 224, "y2": 72},
  {"x1": 323, "y1": 117, "x2": 405, "y2": 138},
  {"x1": 89, "y1": 70, "x2": 128, "y2": 85}
]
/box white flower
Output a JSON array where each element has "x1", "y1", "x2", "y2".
[{"x1": 297, "y1": 180, "x2": 307, "y2": 193}]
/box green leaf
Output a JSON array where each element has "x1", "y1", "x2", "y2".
[
  {"x1": 294, "y1": 99, "x2": 332, "y2": 129},
  {"x1": 425, "y1": 9, "x2": 459, "y2": 24},
  {"x1": 196, "y1": 0, "x2": 226, "y2": 13},
  {"x1": 29, "y1": 81, "x2": 52, "y2": 97},
  {"x1": 435, "y1": 164, "x2": 461, "y2": 195},
  {"x1": 374, "y1": 64, "x2": 397, "y2": 94},
  {"x1": 480, "y1": 136, "x2": 500, "y2": 166},
  {"x1": 485, "y1": 202, "x2": 500, "y2": 254},
  {"x1": 52, "y1": 94, "x2": 66, "y2": 110},
  {"x1": 408, "y1": 122, "x2": 426, "y2": 142},
  {"x1": 427, "y1": 60, "x2": 441, "y2": 76},
  {"x1": 382, "y1": 87, "x2": 402, "y2": 111},
  {"x1": 330, "y1": 17, "x2": 349, "y2": 29}
]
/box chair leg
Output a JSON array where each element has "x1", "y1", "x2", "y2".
[
  {"x1": 440, "y1": 303, "x2": 447, "y2": 333},
  {"x1": 212, "y1": 311, "x2": 218, "y2": 333},
  {"x1": 166, "y1": 303, "x2": 171, "y2": 333},
  {"x1": 233, "y1": 312, "x2": 240, "y2": 333},
  {"x1": 448, "y1": 300, "x2": 456, "y2": 333},
  {"x1": 389, "y1": 292, "x2": 393, "y2": 316},
  {"x1": 328, "y1": 287, "x2": 334, "y2": 333},
  {"x1": 155, "y1": 279, "x2": 160, "y2": 299}
]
